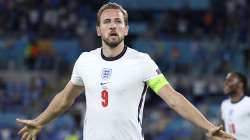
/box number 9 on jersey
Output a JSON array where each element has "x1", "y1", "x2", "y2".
[{"x1": 101, "y1": 90, "x2": 109, "y2": 107}]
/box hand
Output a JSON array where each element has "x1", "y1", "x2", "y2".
[
  {"x1": 206, "y1": 125, "x2": 236, "y2": 140},
  {"x1": 16, "y1": 118, "x2": 43, "y2": 140}
]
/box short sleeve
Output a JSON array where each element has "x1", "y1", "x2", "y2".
[
  {"x1": 141, "y1": 54, "x2": 162, "y2": 81},
  {"x1": 141, "y1": 54, "x2": 169, "y2": 93},
  {"x1": 70, "y1": 54, "x2": 84, "y2": 86}
]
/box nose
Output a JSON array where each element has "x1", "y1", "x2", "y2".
[{"x1": 109, "y1": 22, "x2": 117, "y2": 29}]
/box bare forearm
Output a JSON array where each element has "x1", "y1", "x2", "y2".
[
  {"x1": 169, "y1": 93, "x2": 215, "y2": 131},
  {"x1": 34, "y1": 92, "x2": 74, "y2": 126}
]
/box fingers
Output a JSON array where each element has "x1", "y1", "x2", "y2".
[
  {"x1": 210, "y1": 136, "x2": 234, "y2": 140},
  {"x1": 20, "y1": 132, "x2": 37, "y2": 140},
  {"x1": 207, "y1": 127, "x2": 218, "y2": 137},
  {"x1": 16, "y1": 119, "x2": 28, "y2": 125},
  {"x1": 16, "y1": 119, "x2": 34, "y2": 127},
  {"x1": 32, "y1": 135, "x2": 36, "y2": 140},
  {"x1": 206, "y1": 125, "x2": 235, "y2": 140},
  {"x1": 17, "y1": 118, "x2": 40, "y2": 140},
  {"x1": 21, "y1": 132, "x2": 29, "y2": 140},
  {"x1": 219, "y1": 131, "x2": 236, "y2": 140},
  {"x1": 210, "y1": 137, "x2": 220, "y2": 140},
  {"x1": 18, "y1": 128, "x2": 38, "y2": 140},
  {"x1": 16, "y1": 118, "x2": 26, "y2": 124},
  {"x1": 18, "y1": 127, "x2": 27, "y2": 135},
  {"x1": 26, "y1": 134, "x2": 32, "y2": 140},
  {"x1": 211, "y1": 130, "x2": 236, "y2": 140},
  {"x1": 209, "y1": 125, "x2": 223, "y2": 136},
  {"x1": 213, "y1": 125, "x2": 223, "y2": 134}
]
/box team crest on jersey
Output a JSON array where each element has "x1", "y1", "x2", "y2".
[{"x1": 101, "y1": 68, "x2": 112, "y2": 80}]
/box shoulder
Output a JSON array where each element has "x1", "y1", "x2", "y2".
[
  {"x1": 244, "y1": 96, "x2": 250, "y2": 100},
  {"x1": 243, "y1": 96, "x2": 250, "y2": 104},
  {"x1": 221, "y1": 99, "x2": 230, "y2": 108},
  {"x1": 244, "y1": 96, "x2": 250, "y2": 111},
  {"x1": 77, "y1": 48, "x2": 101, "y2": 61},
  {"x1": 126, "y1": 47, "x2": 152, "y2": 61}
]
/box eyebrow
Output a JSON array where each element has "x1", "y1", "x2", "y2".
[
  {"x1": 103, "y1": 17, "x2": 122, "y2": 21},
  {"x1": 114, "y1": 18, "x2": 122, "y2": 20}
]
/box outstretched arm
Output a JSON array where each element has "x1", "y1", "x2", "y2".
[
  {"x1": 157, "y1": 84, "x2": 235, "y2": 140},
  {"x1": 17, "y1": 81, "x2": 84, "y2": 140},
  {"x1": 158, "y1": 84, "x2": 214, "y2": 131},
  {"x1": 31, "y1": 81, "x2": 83, "y2": 125}
]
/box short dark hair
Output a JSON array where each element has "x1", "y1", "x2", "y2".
[
  {"x1": 97, "y1": 2, "x2": 128, "y2": 26},
  {"x1": 232, "y1": 72, "x2": 248, "y2": 92}
]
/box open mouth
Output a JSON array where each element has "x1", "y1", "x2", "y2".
[{"x1": 109, "y1": 32, "x2": 118, "y2": 36}]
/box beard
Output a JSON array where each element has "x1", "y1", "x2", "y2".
[
  {"x1": 224, "y1": 87, "x2": 237, "y2": 97},
  {"x1": 224, "y1": 84, "x2": 238, "y2": 97},
  {"x1": 102, "y1": 35, "x2": 124, "y2": 48},
  {"x1": 227, "y1": 91, "x2": 237, "y2": 97}
]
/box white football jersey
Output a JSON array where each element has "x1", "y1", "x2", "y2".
[
  {"x1": 71, "y1": 46, "x2": 163, "y2": 140},
  {"x1": 221, "y1": 96, "x2": 250, "y2": 140}
]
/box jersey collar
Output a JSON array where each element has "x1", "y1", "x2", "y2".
[
  {"x1": 101, "y1": 46, "x2": 127, "y2": 61},
  {"x1": 231, "y1": 95, "x2": 245, "y2": 104}
]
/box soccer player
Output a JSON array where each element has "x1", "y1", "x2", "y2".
[
  {"x1": 221, "y1": 72, "x2": 250, "y2": 140},
  {"x1": 17, "y1": 2, "x2": 235, "y2": 140}
]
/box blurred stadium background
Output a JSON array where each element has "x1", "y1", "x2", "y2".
[{"x1": 0, "y1": 0, "x2": 249, "y2": 140}]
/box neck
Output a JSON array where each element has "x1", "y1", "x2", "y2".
[
  {"x1": 230, "y1": 91, "x2": 244, "y2": 103},
  {"x1": 102, "y1": 41, "x2": 125, "y2": 58}
]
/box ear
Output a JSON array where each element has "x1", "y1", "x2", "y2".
[
  {"x1": 124, "y1": 25, "x2": 129, "y2": 36},
  {"x1": 96, "y1": 26, "x2": 101, "y2": 36}
]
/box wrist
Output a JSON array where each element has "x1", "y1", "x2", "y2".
[
  {"x1": 206, "y1": 123, "x2": 216, "y2": 132},
  {"x1": 33, "y1": 119, "x2": 43, "y2": 127}
]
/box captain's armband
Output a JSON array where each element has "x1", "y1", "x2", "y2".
[{"x1": 146, "y1": 74, "x2": 169, "y2": 94}]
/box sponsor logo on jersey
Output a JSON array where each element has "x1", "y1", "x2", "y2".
[{"x1": 100, "y1": 82, "x2": 109, "y2": 85}]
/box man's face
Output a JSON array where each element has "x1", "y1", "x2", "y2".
[
  {"x1": 224, "y1": 73, "x2": 241, "y2": 95},
  {"x1": 97, "y1": 9, "x2": 128, "y2": 48}
]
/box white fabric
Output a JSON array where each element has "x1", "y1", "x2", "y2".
[
  {"x1": 221, "y1": 96, "x2": 250, "y2": 140},
  {"x1": 71, "y1": 47, "x2": 162, "y2": 140}
]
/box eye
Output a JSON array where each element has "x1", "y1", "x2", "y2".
[
  {"x1": 103, "y1": 19, "x2": 111, "y2": 24},
  {"x1": 115, "y1": 19, "x2": 122, "y2": 24}
]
